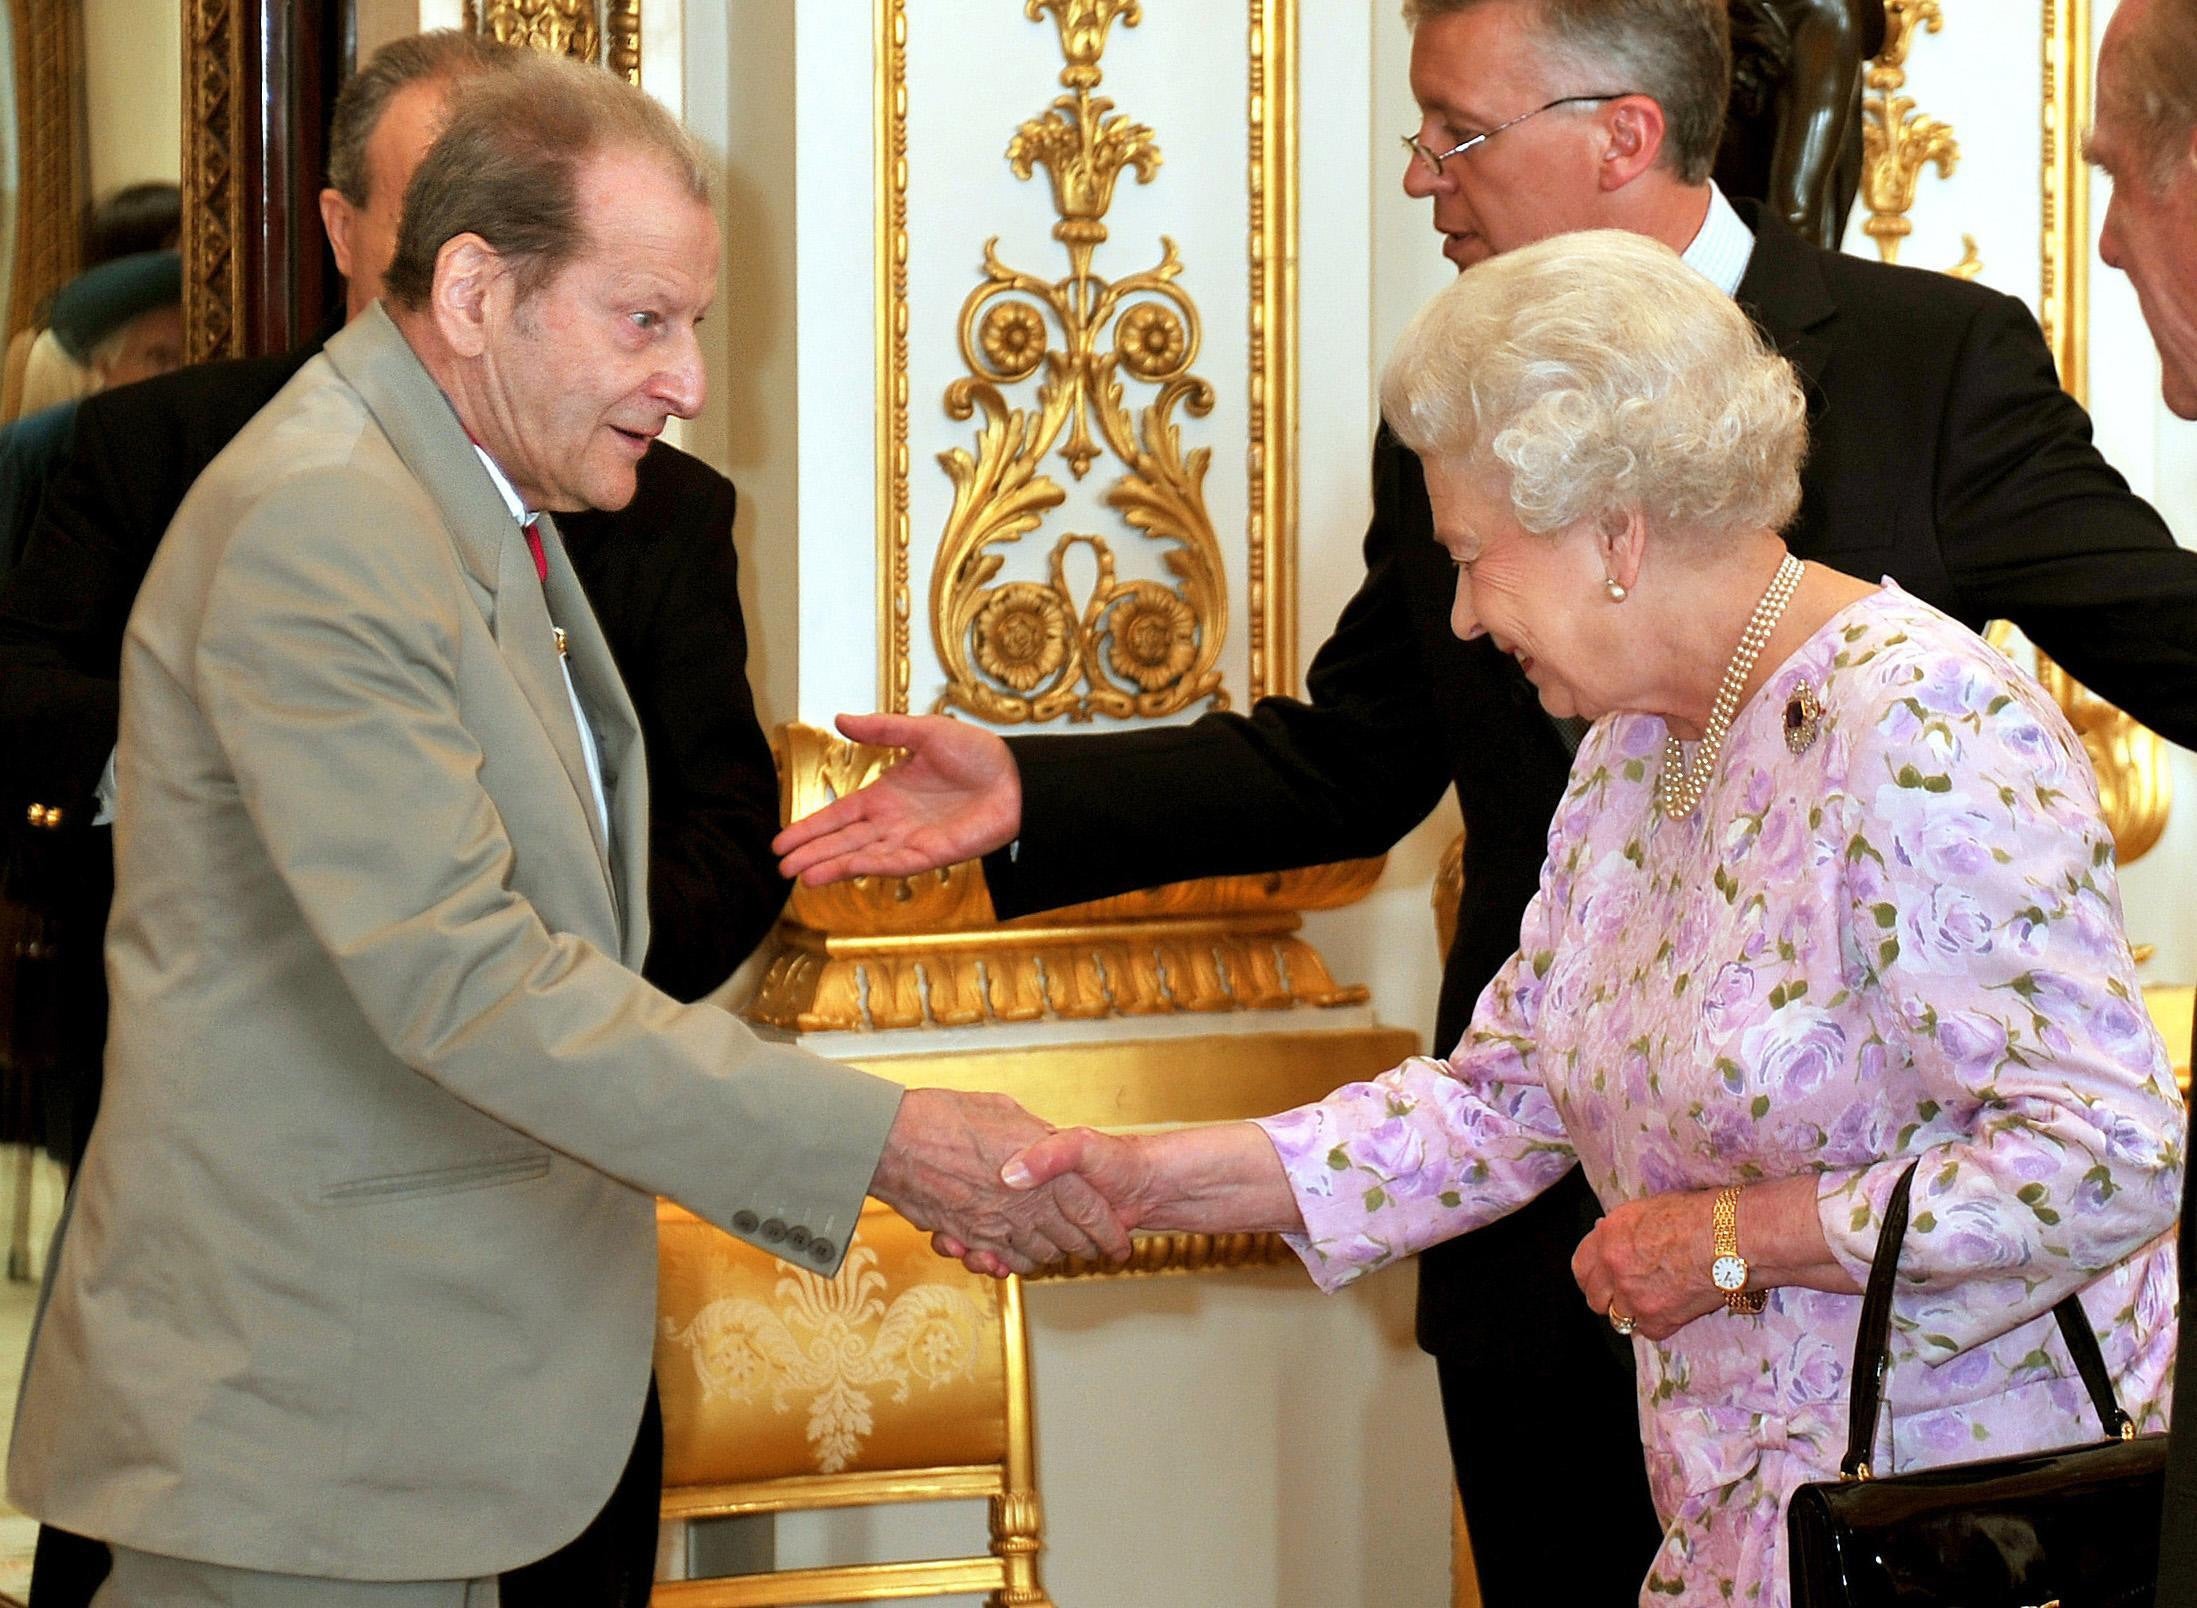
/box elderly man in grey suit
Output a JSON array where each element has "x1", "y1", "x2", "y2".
[
  {"x1": 5, "y1": 52, "x2": 1126, "y2": 1608},
  {"x1": 2085, "y1": 0, "x2": 2197, "y2": 1600}
]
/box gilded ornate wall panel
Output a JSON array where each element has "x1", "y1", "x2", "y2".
[
  {"x1": 793, "y1": 0, "x2": 1371, "y2": 1050},
  {"x1": 881, "y1": 0, "x2": 1297, "y2": 716},
  {"x1": 460, "y1": 0, "x2": 641, "y2": 82}
]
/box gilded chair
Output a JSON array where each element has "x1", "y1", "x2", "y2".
[{"x1": 652, "y1": 1199, "x2": 1051, "y2": 1607}]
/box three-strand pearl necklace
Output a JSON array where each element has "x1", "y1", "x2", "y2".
[{"x1": 1656, "y1": 552, "x2": 1806, "y2": 822}]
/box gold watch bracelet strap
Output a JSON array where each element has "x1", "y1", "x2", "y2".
[{"x1": 1713, "y1": 1185, "x2": 1766, "y2": 1314}]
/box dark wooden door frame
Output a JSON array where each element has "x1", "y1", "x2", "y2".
[{"x1": 183, "y1": 0, "x2": 348, "y2": 361}]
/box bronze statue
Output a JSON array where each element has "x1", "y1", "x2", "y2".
[{"x1": 1719, "y1": 0, "x2": 1888, "y2": 249}]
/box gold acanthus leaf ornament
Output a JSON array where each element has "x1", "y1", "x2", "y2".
[
  {"x1": 1008, "y1": 94, "x2": 1161, "y2": 235},
  {"x1": 1860, "y1": 0, "x2": 1968, "y2": 270},
  {"x1": 1027, "y1": 0, "x2": 1144, "y2": 87},
  {"x1": 1873, "y1": 0, "x2": 1942, "y2": 78},
  {"x1": 470, "y1": 0, "x2": 599, "y2": 63},
  {"x1": 930, "y1": 3, "x2": 1228, "y2": 726}
]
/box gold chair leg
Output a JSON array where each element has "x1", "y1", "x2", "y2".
[{"x1": 988, "y1": 1489, "x2": 1050, "y2": 1608}]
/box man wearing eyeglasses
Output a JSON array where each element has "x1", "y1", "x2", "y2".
[{"x1": 773, "y1": 1, "x2": 2197, "y2": 1599}]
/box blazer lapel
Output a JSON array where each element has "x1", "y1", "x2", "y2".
[
  {"x1": 1731, "y1": 200, "x2": 1837, "y2": 409},
  {"x1": 322, "y1": 308, "x2": 621, "y2": 920},
  {"x1": 535, "y1": 512, "x2": 650, "y2": 969}
]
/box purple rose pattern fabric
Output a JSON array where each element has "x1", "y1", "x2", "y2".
[{"x1": 1254, "y1": 584, "x2": 2182, "y2": 1607}]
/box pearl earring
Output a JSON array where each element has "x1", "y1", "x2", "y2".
[{"x1": 1604, "y1": 577, "x2": 1628, "y2": 603}]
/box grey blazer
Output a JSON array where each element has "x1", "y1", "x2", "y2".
[{"x1": 6, "y1": 307, "x2": 904, "y2": 1581}]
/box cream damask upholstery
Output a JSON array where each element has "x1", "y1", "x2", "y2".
[{"x1": 652, "y1": 1198, "x2": 1050, "y2": 1606}]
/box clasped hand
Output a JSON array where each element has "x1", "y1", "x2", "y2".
[
  {"x1": 1570, "y1": 1190, "x2": 1730, "y2": 1341},
  {"x1": 871, "y1": 1090, "x2": 1140, "y2": 1277}
]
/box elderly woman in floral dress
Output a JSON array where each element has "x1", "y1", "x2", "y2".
[{"x1": 985, "y1": 230, "x2": 2184, "y2": 1606}]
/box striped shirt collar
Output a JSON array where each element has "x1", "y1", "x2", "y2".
[{"x1": 1681, "y1": 181, "x2": 1756, "y2": 299}]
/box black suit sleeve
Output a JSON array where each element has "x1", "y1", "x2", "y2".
[
  {"x1": 987, "y1": 433, "x2": 1456, "y2": 918},
  {"x1": 0, "y1": 351, "x2": 308, "y2": 819},
  {"x1": 1928, "y1": 292, "x2": 2197, "y2": 748},
  {"x1": 564, "y1": 459, "x2": 790, "y2": 1002},
  {"x1": 0, "y1": 397, "x2": 155, "y2": 816}
]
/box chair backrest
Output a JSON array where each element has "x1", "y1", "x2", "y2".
[{"x1": 652, "y1": 1198, "x2": 1050, "y2": 1606}]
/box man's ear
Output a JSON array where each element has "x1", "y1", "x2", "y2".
[
  {"x1": 1598, "y1": 96, "x2": 1669, "y2": 191},
  {"x1": 319, "y1": 188, "x2": 359, "y2": 281},
  {"x1": 430, "y1": 234, "x2": 507, "y2": 359}
]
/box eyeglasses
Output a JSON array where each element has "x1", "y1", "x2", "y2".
[{"x1": 1401, "y1": 93, "x2": 1635, "y2": 176}]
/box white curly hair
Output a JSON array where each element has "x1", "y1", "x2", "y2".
[{"x1": 1379, "y1": 229, "x2": 1806, "y2": 545}]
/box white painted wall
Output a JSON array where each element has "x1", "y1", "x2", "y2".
[{"x1": 82, "y1": 0, "x2": 181, "y2": 198}]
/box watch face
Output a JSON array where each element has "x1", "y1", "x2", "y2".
[{"x1": 1711, "y1": 1254, "x2": 1749, "y2": 1292}]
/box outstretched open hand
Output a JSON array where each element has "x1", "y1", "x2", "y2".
[{"x1": 772, "y1": 713, "x2": 1023, "y2": 886}]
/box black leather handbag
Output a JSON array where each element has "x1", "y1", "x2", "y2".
[{"x1": 1786, "y1": 1160, "x2": 2169, "y2": 1607}]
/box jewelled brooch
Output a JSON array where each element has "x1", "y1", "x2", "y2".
[{"x1": 1783, "y1": 682, "x2": 1823, "y2": 755}]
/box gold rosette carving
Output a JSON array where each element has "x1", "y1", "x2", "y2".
[{"x1": 931, "y1": 1, "x2": 1229, "y2": 726}]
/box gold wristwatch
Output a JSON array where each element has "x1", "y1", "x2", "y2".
[{"x1": 1710, "y1": 1186, "x2": 1766, "y2": 1314}]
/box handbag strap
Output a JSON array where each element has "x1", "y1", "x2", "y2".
[{"x1": 1838, "y1": 1160, "x2": 2132, "y2": 1479}]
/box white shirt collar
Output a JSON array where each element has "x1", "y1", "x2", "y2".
[
  {"x1": 472, "y1": 444, "x2": 530, "y2": 527},
  {"x1": 1680, "y1": 182, "x2": 1755, "y2": 299}
]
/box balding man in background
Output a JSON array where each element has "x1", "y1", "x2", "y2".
[{"x1": 2086, "y1": 1, "x2": 2197, "y2": 1597}]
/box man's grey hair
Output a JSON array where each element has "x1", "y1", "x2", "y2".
[
  {"x1": 382, "y1": 51, "x2": 711, "y2": 312},
  {"x1": 2102, "y1": 0, "x2": 2197, "y2": 189},
  {"x1": 1381, "y1": 230, "x2": 1806, "y2": 544},
  {"x1": 1401, "y1": 0, "x2": 1731, "y2": 185},
  {"x1": 325, "y1": 30, "x2": 509, "y2": 206}
]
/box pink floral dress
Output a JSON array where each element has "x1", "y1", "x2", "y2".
[{"x1": 1255, "y1": 585, "x2": 2183, "y2": 1608}]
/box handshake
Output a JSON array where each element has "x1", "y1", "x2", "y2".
[
  {"x1": 866, "y1": 1088, "x2": 1298, "y2": 1276},
  {"x1": 866, "y1": 1087, "x2": 1158, "y2": 1277},
  {"x1": 865, "y1": 1085, "x2": 1151, "y2": 1274},
  {"x1": 776, "y1": 716, "x2": 1301, "y2": 1273}
]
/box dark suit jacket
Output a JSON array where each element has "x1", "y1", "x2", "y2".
[
  {"x1": 0, "y1": 344, "x2": 788, "y2": 1009},
  {"x1": 987, "y1": 202, "x2": 2197, "y2": 1354}
]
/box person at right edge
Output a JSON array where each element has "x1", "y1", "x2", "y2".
[
  {"x1": 2084, "y1": 0, "x2": 2197, "y2": 1602},
  {"x1": 774, "y1": 2, "x2": 2197, "y2": 1601}
]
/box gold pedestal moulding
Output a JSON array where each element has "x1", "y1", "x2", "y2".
[{"x1": 750, "y1": 724, "x2": 1382, "y2": 1034}]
